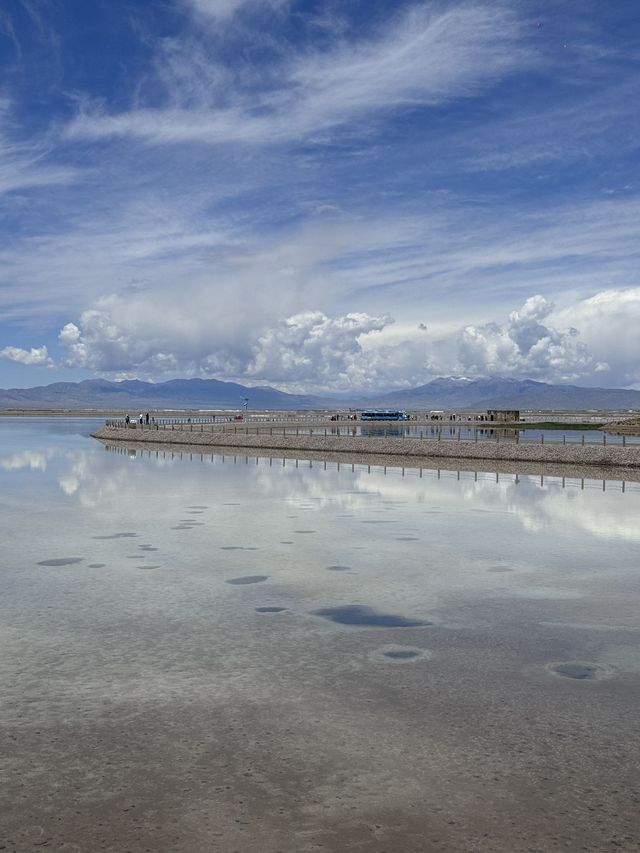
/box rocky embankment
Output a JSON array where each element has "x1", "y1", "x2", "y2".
[
  {"x1": 92, "y1": 425, "x2": 640, "y2": 470},
  {"x1": 604, "y1": 417, "x2": 640, "y2": 436}
]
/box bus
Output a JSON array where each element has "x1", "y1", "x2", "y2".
[{"x1": 360, "y1": 409, "x2": 409, "y2": 421}]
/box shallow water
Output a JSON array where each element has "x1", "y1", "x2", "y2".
[
  {"x1": 1, "y1": 417, "x2": 640, "y2": 852},
  {"x1": 276, "y1": 422, "x2": 640, "y2": 444}
]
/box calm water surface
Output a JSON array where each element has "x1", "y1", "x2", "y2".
[{"x1": 1, "y1": 418, "x2": 639, "y2": 852}]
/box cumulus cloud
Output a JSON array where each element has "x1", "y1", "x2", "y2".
[
  {"x1": 58, "y1": 290, "x2": 263, "y2": 378},
  {"x1": 0, "y1": 344, "x2": 53, "y2": 366},
  {"x1": 246, "y1": 311, "x2": 391, "y2": 388},
  {"x1": 427, "y1": 296, "x2": 594, "y2": 381},
  {"x1": 555, "y1": 288, "x2": 640, "y2": 387},
  {"x1": 56, "y1": 290, "x2": 621, "y2": 392},
  {"x1": 53, "y1": 272, "x2": 640, "y2": 392},
  {"x1": 57, "y1": 300, "x2": 395, "y2": 391}
]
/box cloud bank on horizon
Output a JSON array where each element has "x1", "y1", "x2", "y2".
[{"x1": 0, "y1": 0, "x2": 639, "y2": 392}]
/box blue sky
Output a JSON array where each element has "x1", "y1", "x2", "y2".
[{"x1": 1, "y1": 0, "x2": 639, "y2": 392}]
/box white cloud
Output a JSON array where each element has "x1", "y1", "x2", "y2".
[
  {"x1": 66, "y1": 4, "x2": 526, "y2": 146},
  {"x1": 0, "y1": 99, "x2": 77, "y2": 196},
  {"x1": 247, "y1": 310, "x2": 391, "y2": 388},
  {"x1": 186, "y1": 0, "x2": 288, "y2": 22},
  {"x1": 555, "y1": 289, "x2": 640, "y2": 388},
  {"x1": 425, "y1": 296, "x2": 594, "y2": 382},
  {"x1": 3, "y1": 183, "x2": 639, "y2": 390},
  {"x1": 0, "y1": 345, "x2": 53, "y2": 366},
  {"x1": 58, "y1": 322, "x2": 81, "y2": 344},
  {"x1": 54, "y1": 292, "x2": 610, "y2": 393},
  {"x1": 4, "y1": 188, "x2": 639, "y2": 327},
  {"x1": 0, "y1": 450, "x2": 50, "y2": 471},
  {"x1": 56, "y1": 294, "x2": 408, "y2": 390}
]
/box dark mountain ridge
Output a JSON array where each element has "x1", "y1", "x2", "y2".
[
  {"x1": 1, "y1": 376, "x2": 640, "y2": 411},
  {"x1": 367, "y1": 377, "x2": 640, "y2": 411},
  {"x1": 0, "y1": 378, "x2": 319, "y2": 410}
]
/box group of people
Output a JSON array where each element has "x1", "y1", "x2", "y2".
[{"x1": 124, "y1": 412, "x2": 152, "y2": 426}]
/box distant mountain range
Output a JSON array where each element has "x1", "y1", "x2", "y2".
[
  {"x1": 0, "y1": 378, "x2": 317, "y2": 411},
  {"x1": 2, "y1": 376, "x2": 640, "y2": 412},
  {"x1": 366, "y1": 377, "x2": 640, "y2": 411}
]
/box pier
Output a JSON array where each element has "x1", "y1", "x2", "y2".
[{"x1": 92, "y1": 418, "x2": 640, "y2": 473}]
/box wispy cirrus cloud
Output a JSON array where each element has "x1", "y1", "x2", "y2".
[
  {"x1": 0, "y1": 99, "x2": 77, "y2": 195},
  {"x1": 65, "y1": 4, "x2": 527, "y2": 146},
  {"x1": 460, "y1": 76, "x2": 640, "y2": 173},
  {"x1": 186, "y1": 0, "x2": 289, "y2": 22},
  {"x1": 0, "y1": 141, "x2": 76, "y2": 195},
  {"x1": 3, "y1": 189, "x2": 640, "y2": 367}
]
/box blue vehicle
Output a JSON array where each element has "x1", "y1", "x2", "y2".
[{"x1": 360, "y1": 409, "x2": 409, "y2": 421}]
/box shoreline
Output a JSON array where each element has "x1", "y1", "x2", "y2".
[
  {"x1": 92, "y1": 425, "x2": 640, "y2": 473},
  {"x1": 95, "y1": 436, "x2": 640, "y2": 484},
  {"x1": 4, "y1": 409, "x2": 640, "y2": 435}
]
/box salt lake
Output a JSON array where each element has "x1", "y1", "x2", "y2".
[{"x1": 1, "y1": 417, "x2": 639, "y2": 851}]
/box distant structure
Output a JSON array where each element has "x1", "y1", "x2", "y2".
[
  {"x1": 360, "y1": 409, "x2": 409, "y2": 421},
  {"x1": 486, "y1": 409, "x2": 520, "y2": 422}
]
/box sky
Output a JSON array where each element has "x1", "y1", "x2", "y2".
[{"x1": 0, "y1": 0, "x2": 639, "y2": 394}]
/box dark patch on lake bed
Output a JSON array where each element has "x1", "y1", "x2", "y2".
[
  {"x1": 92, "y1": 532, "x2": 138, "y2": 540},
  {"x1": 547, "y1": 661, "x2": 614, "y2": 681},
  {"x1": 313, "y1": 605, "x2": 430, "y2": 628},
  {"x1": 326, "y1": 565, "x2": 352, "y2": 572},
  {"x1": 87, "y1": 563, "x2": 106, "y2": 568},
  {"x1": 360, "y1": 520, "x2": 398, "y2": 525},
  {"x1": 226, "y1": 575, "x2": 269, "y2": 585},
  {"x1": 255, "y1": 606, "x2": 287, "y2": 613},
  {"x1": 556, "y1": 664, "x2": 595, "y2": 680},
  {"x1": 383, "y1": 649, "x2": 420, "y2": 660},
  {"x1": 221, "y1": 545, "x2": 260, "y2": 551},
  {"x1": 37, "y1": 557, "x2": 83, "y2": 567},
  {"x1": 371, "y1": 645, "x2": 432, "y2": 663}
]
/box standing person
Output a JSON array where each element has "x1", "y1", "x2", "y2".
[
  {"x1": 139, "y1": 413, "x2": 143, "y2": 425},
  {"x1": 125, "y1": 414, "x2": 130, "y2": 426},
  {"x1": 145, "y1": 412, "x2": 149, "y2": 425}
]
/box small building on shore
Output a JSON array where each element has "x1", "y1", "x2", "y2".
[{"x1": 486, "y1": 409, "x2": 520, "y2": 422}]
